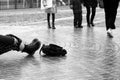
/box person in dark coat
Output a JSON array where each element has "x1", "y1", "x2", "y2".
[
  {"x1": 103, "y1": 0, "x2": 119, "y2": 38},
  {"x1": 70, "y1": 0, "x2": 83, "y2": 28},
  {"x1": 83, "y1": 0, "x2": 98, "y2": 27}
]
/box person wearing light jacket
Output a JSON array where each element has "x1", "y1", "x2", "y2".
[{"x1": 45, "y1": 0, "x2": 57, "y2": 29}]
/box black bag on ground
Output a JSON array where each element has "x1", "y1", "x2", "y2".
[{"x1": 39, "y1": 44, "x2": 67, "y2": 56}]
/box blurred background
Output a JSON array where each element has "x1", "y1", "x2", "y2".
[{"x1": 0, "y1": 0, "x2": 69, "y2": 10}]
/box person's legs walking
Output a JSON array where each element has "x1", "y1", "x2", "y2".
[
  {"x1": 73, "y1": 12, "x2": 78, "y2": 28},
  {"x1": 104, "y1": 8, "x2": 113, "y2": 37},
  {"x1": 86, "y1": 6, "x2": 91, "y2": 27},
  {"x1": 91, "y1": 7, "x2": 96, "y2": 26},
  {"x1": 78, "y1": 11, "x2": 83, "y2": 28},
  {"x1": 47, "y1": 13, "x2": 51, "y2": 28},
  {"x1": 104, "y1": 8, "x2": 110, "y2": 30},
  {"x1": 104, "y1": 7, "x2": 118, "y2": 37},
  {"x1": 109, "y1": 10, "x2": 117, "y2": 29},
  {"x1": 103, "y1": 0, "x2": 119, "y2": 38},
  {"x1": 52, "y1": 13, "x2": 56, "y2": 29},
  {"x1": 110, "y1": 4, "x2": 119, "y2": 30}
]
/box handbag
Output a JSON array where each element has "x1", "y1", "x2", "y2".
[{"x1": 39, "y1": 44, "x2": 67, "y2": 56}]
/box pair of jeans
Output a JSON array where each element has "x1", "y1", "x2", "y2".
[{"x1": 0, "y1": 35, "x2": 14, "y2": 54}]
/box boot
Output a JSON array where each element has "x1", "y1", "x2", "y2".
[
  {"x1": 22, "y1": 39, "x2": 41, "y2": 56},
  {"x1": 48, "y1": 22, "x2": 51, "y2": 28},
  {"x1": 87, "y1": 23, "x2": 90, "y2": 27},
  {"x1": 74, "y1": 19, "x2": 78, "y2": 28},
  {"x1": 90, "y1": 22, "x2": 95, "y2": 27},
  {"x1": 52, "y1": 22, "x2": 56, "y2": 29}
]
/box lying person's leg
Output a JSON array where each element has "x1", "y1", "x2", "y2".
[{"x1": 0, "y1": 34, "x2": 41, "y2": 55}]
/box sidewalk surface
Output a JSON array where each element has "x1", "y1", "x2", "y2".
[{"x1": 0, "y1": 6, "x2": 120, "y2": 80}]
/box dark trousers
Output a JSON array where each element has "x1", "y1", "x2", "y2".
[
  {"x1": 104, "y1": 9, "x2": 117, "y2": 30},
  {"x1": 86, "y1": 6, "x2": 96, "y2": 25},
  {"x1": 103, "y1": 0, "x2": 119, "y2": 30},
  {"x1": 73, "y1": 12, "x2": 82, "y2": 27},
  {"x1": 47, "y1": 13, "x2": 55, "y2": 26},
  {"x1": 0, "y1": 35, "x2": 14, "y2": 46},
  {"x1": 0, "y1": 35, "x2": 14, "y2": 54}
]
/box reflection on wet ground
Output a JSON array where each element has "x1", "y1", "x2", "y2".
[{"x1": 1, "y1": 26, "x2": 120, "y2": 80}]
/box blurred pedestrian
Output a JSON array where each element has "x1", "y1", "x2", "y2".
[
  {"x1": 70, "y1": 0, "x2": 83, "y2": 28},
  {"x1": 0, "y1": 34, "x2": 40, "y2": 56},
  {"x1": 83, "y1": 0, "x2": 98, "y2": 27},
  {"x1": 103, "y1": 0, "x2": 119, "y2": 38},
  {"x1": 45, "y1": 0, "x2": 57, "y2": 29}
]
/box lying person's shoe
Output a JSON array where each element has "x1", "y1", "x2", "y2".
[{"x1": 22, "y1": 39, "x2": 41, "y2": 55}]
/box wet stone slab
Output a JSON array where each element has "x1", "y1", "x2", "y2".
[
  {"x1": 0, "y1": 7, "x2": 120, "y2": 80},
  {"x1": 0, "y1": 24, "x2": 120, "y2": 80}
]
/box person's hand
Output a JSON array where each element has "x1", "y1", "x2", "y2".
[{"x1": 70, "y1": 5, "x2": 73, "y2": 9}]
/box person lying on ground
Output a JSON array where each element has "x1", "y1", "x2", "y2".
[{"x1": 0, "y1": 34, "x2": 41, "y2": 56}]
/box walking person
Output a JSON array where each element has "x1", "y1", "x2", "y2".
[
  {"x1": 45, "y1": 0, "x2": 57, "y2": 29},
  {"x1": 70, "y1": 0, "x2": 83, "y2": 28},
  {"x1": 0, "y1": 34, "x2": 41, "y2": 56},
  {"x1": 83, "y1": 0, "x2": 98, "y2": 27},
  {"x1": 103, "y1": 0, "x2": 119, "y2": 38}
]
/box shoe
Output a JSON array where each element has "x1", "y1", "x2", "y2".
[
  {"x1": 74, "y1": 25, "x2": 78, "y2": 28},
  {"x1": 48, "y1": 23, "x2": 51, "y2": 28},
  {"x1": 48, "y1": 25, "x2": 51, "y2": 28},
  {"x1": 48, "y1": 21, "x2": 51, "y2": 28},
  {"x1": 107, "y1": 29, "x2": 113, "y2": 38},
  {"x1": 78, "y1": 25, "x2": 83, "y2": 28},
  {"x1": 52, "y1": 22, "x2": 56, "y2": 29},
  {"x1": 22, "y1": 39, "x2": 41, "y2": 56},
  {"x1": 91, "y1": 23, "x2": 95, "y2": 27},
  {"x1": 52, "y1": 26, "x2": 56, "y2": 29},
  {"x1": 87, "y1": 24, "x2": 91, "y2": 27},
  {"x1": 107, "y1": 32, "x2": 113, "y2": 38}
]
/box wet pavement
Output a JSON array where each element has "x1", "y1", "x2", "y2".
[{"x1": 1, "y1": 6, "x2": 120, "y2": 80}]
